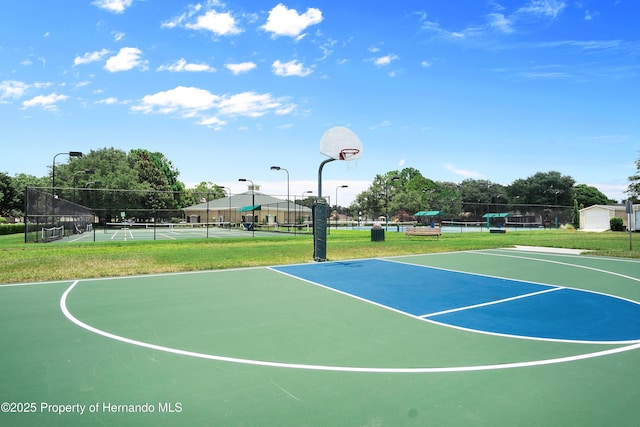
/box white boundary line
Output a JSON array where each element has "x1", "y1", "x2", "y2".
[
  {"x1": 471, "y1": 251, "x2": 640, "y2": 284},
  {"x1": 60, "y1": 260, "x2": 640, "y2": 373},
  {"x1": 420, "y1": 287, "x2": 564, "y2": 318}
]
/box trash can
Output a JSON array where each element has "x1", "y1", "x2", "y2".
[{"x1": 371, "y1": 223, "x2": 385, "y2": 242}]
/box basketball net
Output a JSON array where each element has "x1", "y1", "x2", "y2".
[{"x1": 339, "y1": 148, "x2": 360, "y2": 171}]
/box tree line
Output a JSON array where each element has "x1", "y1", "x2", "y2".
[
  {"x1": 347, "y1": 166, "x2": 633, "y2": 222},
  {"x1": 0, "y1": 148, "x2": 225, "y2": 221},
  {"x1": 1, "y1": 148, "x2": 639, "y2": 221}
]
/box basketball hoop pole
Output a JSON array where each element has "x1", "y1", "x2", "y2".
[
  {"x1": 314, "y1": 158, "x2": 336, "y2": 262},
  {"x1": 317, "y1": 158, "x2": 335, "y2": 205}
]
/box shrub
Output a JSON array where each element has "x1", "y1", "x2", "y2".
[
  {"x1": 610, "y1": 217, "x2": 624, "y2": 231},
  {"x1": 0, "y1": 223, "x2": 25, "y2": 235}
]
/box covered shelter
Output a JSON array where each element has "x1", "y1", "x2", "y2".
[
  {"x1": 482, "y1": 212, "x2": 511, "y2": 229},
  {"x1": 414, "y1": 210, "x2": 441, "y2": 226},
  {"x1": 182, "y1": 190, "x2": 312, "y2": 228}
]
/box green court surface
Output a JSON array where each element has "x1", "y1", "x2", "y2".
[{"x1": 1, "y1": 248, "x2": 640, "y2": 426}]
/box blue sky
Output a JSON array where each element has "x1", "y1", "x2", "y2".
[{"x1": 1, "y1": 0, "x2": 638, "y2": 205}]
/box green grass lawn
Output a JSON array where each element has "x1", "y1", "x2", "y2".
[{"x1": 0, "y1": 229, "x2": 637, "y2": 284}]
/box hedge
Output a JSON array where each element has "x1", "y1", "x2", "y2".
[{"x1": 0, "y1": 223, "x2": 25, "y2": 235}]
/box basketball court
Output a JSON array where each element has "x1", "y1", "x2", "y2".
[{"x1": 2, "y1": 248, "x2": 640, "y2": 426}]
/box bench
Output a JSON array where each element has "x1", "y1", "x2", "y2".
[{"x1": 405, "y1": 226, "x2": 441, "y2": 238}]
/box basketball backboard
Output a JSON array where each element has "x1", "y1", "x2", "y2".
[{"x1": 320, "y1": 127, "x2": 363, "y2": 161}]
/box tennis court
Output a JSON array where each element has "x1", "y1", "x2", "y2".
[
  {"x1": 53, "y1": 223, "x2": 297, "y2": 243},
  {"x1": 2, "y1": 248, "x2": 640, "y2": 426}
]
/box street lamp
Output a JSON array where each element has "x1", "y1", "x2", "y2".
[
  {"x1": 270, "y1": 166, "x2": 290, "y2": 225},
  {"x1": 52, "y1": 151, "x2": 83, "y2": 197},
  {"x1": 238, "y1": 178, "x2": 255, "y2": 237},
  {"x1": 335, "y1": 185, "x2": 348, "y2": 229},
  {"x1": 72, "y1": 169, "x2": 94, "y2": 185},
  {"x1": 84, "y1": 181, "x2": 100, "y2": 226},
  {"x1": 384, "y1": 176, "x2": 399, "y2": 230},
  {"x1": 549, "y1": 187, "x2": 563, "y2": 228}
]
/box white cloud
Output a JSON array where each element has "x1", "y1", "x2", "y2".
[
  {"x1": 0, "y1": 80, "x2": 51, "y2": 99},
  {"x1": 374, "y1": 54, "x2": 399, "y2": 67},
  {"x1": 444, "y1": 163, "x2": 484, "y2": 178},
  {"x1": 185, "y1": 10, "x2": 242, "y2": 36},
  {"x1": 21, "y1": 93, "x2": 68, "y2": 111},
  {"x1": 95, "y1": 97, "x2": 120, "y2": 105},
  {"x1": 132, "y1": 86, "x2": 296, "y2": 124},
  {"x1": 104, "y1": 47, "x2": 146, "y2": 72},
  {"x1": 275, "y1": 104, "x2": 296, "y2": 115},
  {"x1": 517, "y1": 0, "x2": 566, "y2": 19},
  {"x1": 92, "y1": 0, "x2": 133, "y2": 14},
  {"x1": 421, "y1": 1, "x2": 565, "y2": 41},
  {"x1": 272, "y1": 59, "x2": 313, "y2": 77},
  {"x1": 162, "y1": 4, "x2": 203, "y2": 29},
  {"x1": 487, "y1": 13, "x2": 514, "y2": 34},
  {"x1": 225, "y1": 62, "x2": 257, "y2": 75},
  {"x1": 217, "y1": 91, "x2": 288, "y2": 117},
  {"x1": 0, "y1": 80, "x2": 30, "y2": 99},
  {"x1": 157, "y1": 58, "x2": 215, "y2": 72},
  {"x1": 421, "y1": 20, "x2": 481, "y2": 41},
  {"x1": 133, "y1": 86, "x2": 219, "y2": 115},
  {"x1": 74, "y1": 49, "x2": 110, "y2": 66},
  {"x1": 197, "y1": 115, "x2": 226, "y2": 129},
  {"x1": 262, "y1": 4, "x2": 323, "y2": 38}
]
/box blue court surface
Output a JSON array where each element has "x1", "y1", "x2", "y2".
[{"x1": 274, "y1": 258, "x2": 640, "y2": 343}]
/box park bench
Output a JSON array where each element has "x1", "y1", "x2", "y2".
[{"x1": 405, "y1": 226, "x2": 441, "y2": 239}]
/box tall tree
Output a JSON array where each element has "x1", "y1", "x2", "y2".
[
  {"x1": 6, "y1": 173, "x2": 49, "y2": 217},
  {"x1": 186, "y1": 182, "x2": 226, "y2": 206},
  {"x1": 573, "y1": 184, "x2": 614, "y2": 207},
  {"x1": 0, "y1": 172, "x2": 18, "y2": 217},
  {"x1": 130, "y1": 149, "x2": 186, "y2": 209},
  {"x1": 508, "y1": 171, "x2": 575, "y2": 206}
]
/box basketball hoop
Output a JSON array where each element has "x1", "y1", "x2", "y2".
[
  {"x1": 320, "y1": 127, "x2": 363, "y2": 161},
  {"x1": 339, "y1": 148, "x2": 360, "y2": 161}
]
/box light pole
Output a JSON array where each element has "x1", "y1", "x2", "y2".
[
  {"x1": 52, "y1": 151, "x2": 83, "y2": 197},
  {"x1": 549, "y1": 187, "x2": 563, "y2": 228},
  {"x1": 270, "y1": 166, "x2": 290, "y2": 225},
  {"x1": 85, "y1": 181, "x2": 100, "y2": 231},
  {"x1": 72, "y1": 169, "x2": 94, "y2": 187},
  {"x1": 384, "y1": 176, "x2": 399, "y2": 231},
  {"x1": 219, "y1": 186, "x2": 232, "y2": 229},
  {"x1": 335, "y1": 185, "x2": 348, "y2": 229},
  {"x1": 238, "y1": 178, "x2": 255, "y2": 237}
]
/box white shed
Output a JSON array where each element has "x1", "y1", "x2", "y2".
[{"x1": 579, "y1": 204, "x2": 633, "y2": 232}]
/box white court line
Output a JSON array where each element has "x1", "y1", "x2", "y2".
[
  {"x1": 472, "y1": 251, "x2": 640, "y2": 283},
  {"x1": 60, "y1": 275, "x2": 640, "y2": 374},
  {"x1": 421, "y1": 287, "x2": 563, "y2": 318}
]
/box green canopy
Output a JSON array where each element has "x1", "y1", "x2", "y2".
[
  {"x1": 414, "y1": 210, "x2": 441, "y2": 216},
  {"x1": 238, "y1": 204, "x2": 261, "y2": 212},
  {"x1": 482, "y1": 213, "x2": 511, "y2": 218}
]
